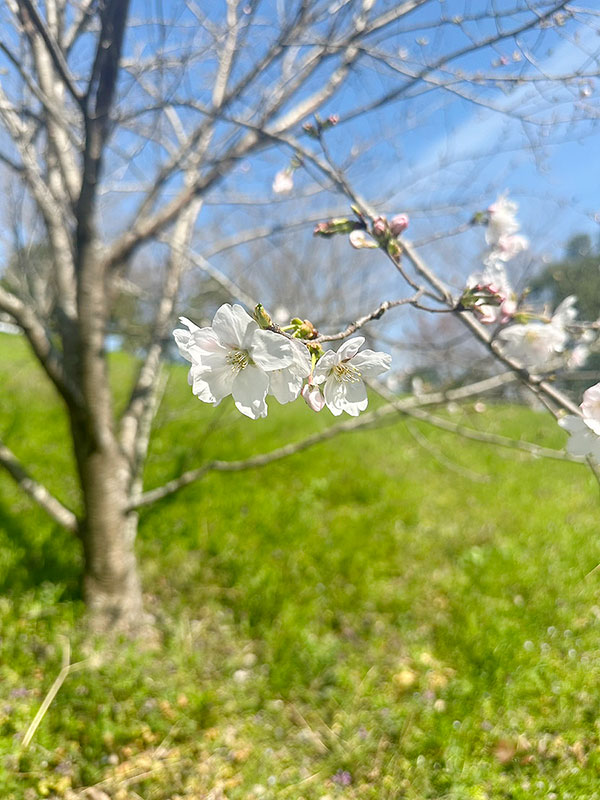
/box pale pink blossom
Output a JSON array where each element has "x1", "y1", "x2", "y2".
[
  {"x1": 567, "y1": 343, "x2": 590, "y2": 369},
  {"x1": 313, "y1": 337, "x2": 391, "y2": 416},
  {"x1": 491, "y1": 233, "x2": 529, "y2": 263},
  {"x1": 498, "y1": 296, "x2": 577, "y2": 369}
]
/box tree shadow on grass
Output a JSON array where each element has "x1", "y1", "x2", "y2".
[{"x1": 0, "y1": 496, "x2": 82, "y2": 600}]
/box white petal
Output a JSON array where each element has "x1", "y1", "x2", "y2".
[
  {"x1": 350, "y1": 350, "x2": 391, "y2": 378},
  {"x1": 268, "y1": 368, "x2": 303, "y2": 404},
  {"x1": 323, "y1": 376, "x2": 345, "y2": 416},
  {"x1": 342, "y1": 380, "x2": 368, "y2": 415},
  {"x1": 289, "y1": 338, "x2": 312, "y2": 377},
  {"x1": 250, "y1": 329, "x2": 293, "y2": 371},
  {"x1": 212, "y1": 303, "x2": 255, "y2": 348},
  {"x1": 191, "y1": 364, "x2": 234, "y2": 404},
  {"x1": 313, "y1": 351, "x2": 337, "y2": 384},
  {"x1": 178, "y1": 316, "x2": 201, "y2": 332},
  {"x1": 338, "y1": 337, "x2": 365, "y2": 361},
  {"x1": 232, "y1": 365, "x2": 269, "y2": 419},
  {"x1": 174, "y1": 324, "x2": 216, "y2": 359},
  {"x1": 552, "y1": 295, "x2": 577, "y2": 326}
]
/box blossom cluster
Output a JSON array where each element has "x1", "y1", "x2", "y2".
[
  {"x1": 461, "y1": 194, "x2": 590, "y2": 372},
  {"x1": 463, "y1": 194, "x2": 526, "y2": 325},
  {"x1": 173, "y1": 304, "x2": 391, "y2": 420}
]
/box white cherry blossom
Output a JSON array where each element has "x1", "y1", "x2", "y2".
[
  {"x1": 313, "y1": 337, "x2": 391, "y2": 416},
  {"x1": 488, "y1": 233, "x2": 529, "y2": 263},
  {"x1": 497, "y1": 296, "x2": 577, "y2": 369},
  {"x1": 173, "y1": 304, "x2": 293, "y2": 419}
]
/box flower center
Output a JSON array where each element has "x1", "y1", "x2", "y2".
[
  {"x1": 333, "y1": 363, "x2": 361, "y2": 383},
  {"x1": 227, "y1": 349, "x2": 251, "y2": 373}
]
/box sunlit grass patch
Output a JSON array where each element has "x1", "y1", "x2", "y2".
[{"x1": 1, "y1": 335, "x2": 600, "y2": 798}]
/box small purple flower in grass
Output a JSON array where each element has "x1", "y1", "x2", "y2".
[{"x1": 332, "y1": 769, "x2": 353, "y2": 786}]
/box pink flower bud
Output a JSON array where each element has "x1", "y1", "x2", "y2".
[
  {"x1": 301, "y1": 383, "x2": 325, "y2": 412},
  {"x1": 390, "y1": 214, "x2": 409, "y2": 237},
  {"x1": 372, "y1": 216, "x2": 387, "y2": 237},
  {"x1": 500, "y1": 297, "x2": 517, "y2": 322},
  {"x1": 328, "y1": 114, "x2": 339, "y2": 126}
]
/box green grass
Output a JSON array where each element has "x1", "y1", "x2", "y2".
[{"x1": 1, "y1": 333, "x2": 600, "y2": 799}]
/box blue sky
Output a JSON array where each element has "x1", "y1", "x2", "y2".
[{"x1": 0, "y1": 1, "x2": 598, "y2": 325}]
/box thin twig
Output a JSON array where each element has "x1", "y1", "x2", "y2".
[
  {"x1": 0, "y1": 439, "x2": 78, "y2": 532},
  {"x1": 315, "y1": 292, "x2": 423, "y2": 343}
]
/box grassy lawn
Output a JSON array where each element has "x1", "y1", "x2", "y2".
[{"x1": 1, "y1": 333, "x2": 600, "y2": 799}]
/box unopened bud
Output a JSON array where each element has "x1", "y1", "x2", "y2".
[
  {"x1": 253, "y1": 303, "x2": 272, "y2": 329},
  {"x1": 314, "y1": 218, "x2": 364, "y2": 237},
  {"x1": 296, "y1": 319, "x2": 317, "y2": 339},
  {"x1": 301, "y1": 383, "x2": 325, "y2": 412},
  {"x1": 302, "y1": 122, "x2": 318, "y2": 138},
  {"x1": 372, "y1": 216, "x2": 387, "y2": 237},
  {"x1": 327, "y1": 114, "x2": 339, "y2": 126},
  {"x1": 390, "y1": 214, "x2": 409, "y2": 237}
]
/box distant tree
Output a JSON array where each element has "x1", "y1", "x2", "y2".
[{"x1": 531, "y1": 235, "x2": 600, "y2": 323}]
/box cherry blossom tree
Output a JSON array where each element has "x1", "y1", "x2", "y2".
[{"x1": 0, "y1": 0, "x2": 599, "y2": 633}]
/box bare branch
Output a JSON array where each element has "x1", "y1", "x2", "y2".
[
  {"x1": 341, "y1": 0, "x2": 571, "y2": 123},
  {"x1": 315, "y1": 293, "x2": 424, "y2": 343},
  {"x1": 0, "y1": 438, "x2": 78, "y2": 531},
  {"x1": 0, "y1": 286, "x2": 81, "y2": 404},
  {"x1": 128, "y1": 367, "x2": 570, "y2": 510},
  {"x1": 15, "y1": 0, "x2": 83, "y2": 107}
]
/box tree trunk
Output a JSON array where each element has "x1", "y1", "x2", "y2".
[{"x1": 76, "y1": 434, "x2": 146, "y2": 633}]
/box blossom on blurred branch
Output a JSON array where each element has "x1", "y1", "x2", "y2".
[
  {"x1": 463, "y1": 262, "x2": 516, "y2": 324},
  {"x1": 174, "y1": 305, "x2": 294, "y2": 419},
  {"x1": 174, "y1": 306, "x2": 392, "y2": 419},
  {"x1": 497, "y1": 296, "x2": 578, "y2": 370},
  {"x1": 313, "y1": 337, "x2": 391, "y2": 417},
  {"x1": 460, "y1": 193, "x2": 526, "y2": 324},
  {"x1": 560, "y1": 382, "x2": 600, "y2": 460}
]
